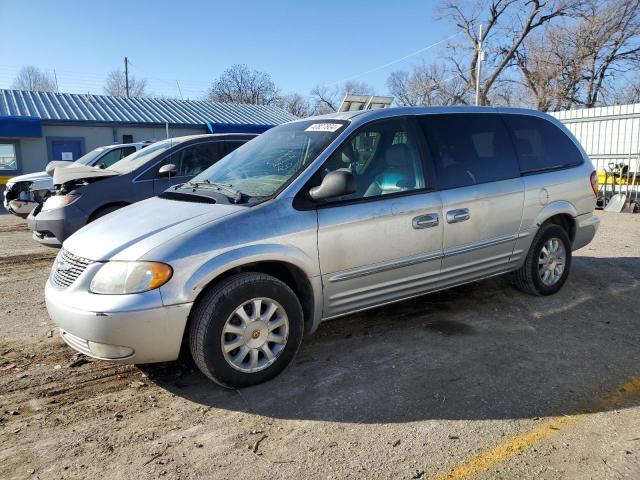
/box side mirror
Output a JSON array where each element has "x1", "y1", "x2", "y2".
[
  {"x1": 158, "y1": 163, "x2": 177, "y2": 178},
  {"x1": 309, "y1": 170, "x2": 356, "y2": 201}
]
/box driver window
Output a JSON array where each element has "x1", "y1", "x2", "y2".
[
  {"x1": 320, "y1": 117, "x2": 425, "y2": 202},
  {"x1": 178, "y1": 142, "x2": 224, "y2": 177}
]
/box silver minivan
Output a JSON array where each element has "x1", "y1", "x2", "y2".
[{"x1": 45, "y1": 107, "x2": 600, "y2": 388}]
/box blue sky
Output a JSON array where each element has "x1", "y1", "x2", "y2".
[{"x1": 0, "y1": 0, "x2": 451, "y2": 99}]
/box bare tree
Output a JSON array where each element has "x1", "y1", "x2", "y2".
[
  {"x1": 613, "y1": 77, "x2": 640, "y2": 105},
  {"x1": 207, "y1": 64, "x2": 280, "y2": 105},
  {"x1": 387, "y1": 63, "x2": 469, "y2": 106},
  {"x1": 578, "y1": 0, "x2": 640, "y2": 107},
  {"x1": 275, "y1": 93, "x2": 313, "y2": 117},
  {"x1": 309, "y1": 81, "x2": 375, "y2": 114},
  {"x1": 514, "y1": 0, "x2": 640, "y2": 109},
  {"x1": 12, "y1": 66, "x2": 57, "y2": 92},
  {"x1": 438, "y1": 0, "x2": 585, "y2": 105},
  {"x1": 514, "y1": 26, "x2": 585, "y2": 110},
  {"x1": 104, "y1": 69, "x2": 148, "y2": 97}
]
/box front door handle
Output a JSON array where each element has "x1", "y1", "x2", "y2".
[
  {"x1": 446, "y1": 208, "x2": 470, "y2": 224},
  {"x1": 412, "y1": 213, "x2": 439, "y2": 229}
]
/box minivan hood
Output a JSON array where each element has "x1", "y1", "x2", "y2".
[
  {"x1": 63, "y1": 196, "x2": 244, "y2": 261},
  {"x1": 52, "y1": 164, "x2": 119, "y2": 186}
]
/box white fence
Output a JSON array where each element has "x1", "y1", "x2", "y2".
[{"x1": 550, "y1": 104, "x2": 640, "y2": 205}]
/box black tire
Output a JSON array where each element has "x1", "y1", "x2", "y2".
[
  {"x1": 89, "y1": 204, "x2": 125, "y2": 222},
  {"x1": 513, "y1": 223, "x2": 572, "y2": 296},
  {"x1": 189, "y1": 272, "x2": 304, "y2": 388}
]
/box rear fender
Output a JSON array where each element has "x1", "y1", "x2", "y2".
[{"x1": 534, "y1": 201, "x2": 577, "y2": 227}]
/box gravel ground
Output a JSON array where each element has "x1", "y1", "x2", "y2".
[{"x1": 0, "y1": 211, "x2": 639, "y2": 480}]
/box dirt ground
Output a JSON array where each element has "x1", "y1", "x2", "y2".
[{"x1": 1, "y1": 211, "x2": 639, "y2": 480}]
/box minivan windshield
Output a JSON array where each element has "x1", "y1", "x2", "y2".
[
  {"x1": 190, "y1": 120, "x2": 347, "y2": 198},
  {"x1": 108, "y1": 139, "x2": 175, "y2": 173},
  {"x1": 74, "y1": 147, "x2": 107, "y2": 166}
]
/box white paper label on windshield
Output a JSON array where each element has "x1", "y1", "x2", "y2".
[{"x1": 305, "y1": 123, "x2": 342, "y2": 132}]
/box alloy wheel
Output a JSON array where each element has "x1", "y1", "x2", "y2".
[{"x1": 220, "y1": 297, "x2": 289, "y2": 373}]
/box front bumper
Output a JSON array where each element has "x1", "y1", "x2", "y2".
[
  {"x1": 572, "y1": 212, "x2": 600, "y2": 251},
  {"x1": 45, "y1": 279, "x2": 193, "y2": 364},
  {"x1": 27, "y1": 203, "x2": 88, "y2": 247},
  {"x1": 4, "y1": 183, "x2": 38, "y2": 218},
  {"x1": 7, "y1": 199, "x2": 39, "y2": 218}
]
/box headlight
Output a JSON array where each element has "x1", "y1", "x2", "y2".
[
  {"x1": 42, "y1": 195, "x2": 78, "y2": 211},
  {"x1": 90, "y1": 261, "x2": 173, "y2": 294}
]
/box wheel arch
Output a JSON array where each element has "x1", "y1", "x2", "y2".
[
  {"x1": 534, "y1": 201, "x2": 577, "y2": 244},
  {"x1": 88, "y1": 202, "x2": 130, "y2": 222},
  {"x1": 184, "y1": 244, "x2": 323, "y2": 336}
]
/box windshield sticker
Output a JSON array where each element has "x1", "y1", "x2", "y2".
[{"x1": 305, "y1": 123, "x2": 342, "y2": 132}]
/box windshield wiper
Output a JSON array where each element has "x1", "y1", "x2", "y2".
[{"x1": 185, "y1": 180, "x2": 243, "y2": 203}]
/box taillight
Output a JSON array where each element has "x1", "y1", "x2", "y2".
[{"x1": 590, "y1": 171, "x2": 598, "y2": 196}]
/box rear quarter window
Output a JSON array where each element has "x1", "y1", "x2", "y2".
[
  {"x1": 418, "y1": 113, "x2": 520, "y2": 190},
  {"x1": 502, "y1": 114, "x2": 583, "y2": 174}
]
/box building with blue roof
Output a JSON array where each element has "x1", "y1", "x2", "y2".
[{"x1": 0, "y1": 89, "x2": 297, "y2": 182}]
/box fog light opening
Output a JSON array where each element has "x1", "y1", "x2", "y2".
[{"x1": 87, "y1": 341, "x2": 134, "y2": 359}]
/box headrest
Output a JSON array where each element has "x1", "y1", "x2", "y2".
[
  {"x1": 385, "y1": 143, "x2": 410, "y2": 167},
  {"x1": 340, "y1": 142, "x2": 355, "y2": 165}
]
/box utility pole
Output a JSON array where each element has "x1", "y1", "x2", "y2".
[
  {"x1": 124, "y1": 57, "x2": 130, "y2": 98},
  {"x1": 475, "y1": 24, "x2": 485, "y2": 106}
]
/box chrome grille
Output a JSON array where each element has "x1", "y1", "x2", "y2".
[{"x1": 52, "y1": 249, "x2": 93, "y2": 288}]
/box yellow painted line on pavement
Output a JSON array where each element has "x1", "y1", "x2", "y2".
[{"x1": 435, "y1": 377, "x2": 640, "y2": 480}]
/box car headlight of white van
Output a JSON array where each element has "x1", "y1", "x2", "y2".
[
  {"x1": 90, "y1": 261, "x2": 173, "y2": 294},
  {"x1": 42, "y1": 195, "x2": 78, "y2": 211}
]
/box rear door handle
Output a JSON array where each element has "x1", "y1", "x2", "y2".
[
  {"x1": 446, "y1": 208, "x2": 470, "y2": 224},
  {"x1": 412, "y1": 213, "x2": 439, "y2": 229}
]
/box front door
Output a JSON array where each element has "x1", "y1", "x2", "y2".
[
  {"x1": 315, "y1": 117, "x2": 443, "y2": 319},
  {"x1": 50, "y1": 139, "x2": 82, "y2": 162},
  {"x1": 419, "y1": 113, "x2": 525, "y2": 287}
]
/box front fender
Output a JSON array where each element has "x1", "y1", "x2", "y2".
[
  {"x1": 168, "y1": 243, "x2": 324, "y2": 333},
  {"x1": 185, "y1": 243, "x2": 320, "y2": 295}
]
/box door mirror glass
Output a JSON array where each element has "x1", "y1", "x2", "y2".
[
  {"x1": 309, "y1": 170, "x2": 356, "y2": 201},
  {"x1": 158, "y1": 163, "x2": 177, "y2": 178}
]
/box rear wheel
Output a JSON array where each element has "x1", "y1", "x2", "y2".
[
  {"x1": 513, "y1": 223, "x2": 572, "y2": 296},
  {"x1": 189, "y1": 272, "x2": 304, "y2": 388}
]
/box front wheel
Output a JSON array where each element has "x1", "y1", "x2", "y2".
[
  {"x1": 513, "y1": 223, "x2": 572, "y2": 296},
  {"x1": 189, "y1": 272, "x2": 304, "y2": 388}
]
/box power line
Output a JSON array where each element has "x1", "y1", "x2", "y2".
[{"x1": 319, "y1": 30, "x2": 465, "y2": 89}]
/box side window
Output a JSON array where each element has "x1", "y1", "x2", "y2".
[
  {"x1": 121, "y1": 146, "x2": 137, "y2": 158},
  {"x1": 502, "y1": 114, "x2": 583, "y2": 174},
  {"x1": 223, "y1": 141, "x2": 244, "y2": 156},
  {"x1": 93, "y1": 148, "x2": 121, "y2": 169},
  {"x1": 320, "y1": 117, "x2": 426, "y2": 202},
  {"x1": 176, "y1": 142, "x2": 225, "y2": 177},
  {"x1": 419, "y1": 114, "x2": 519, "y2": 190}
]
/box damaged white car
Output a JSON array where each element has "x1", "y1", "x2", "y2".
[{"x1": 3, "y1": 142, "x2": 150, "y2": 218}]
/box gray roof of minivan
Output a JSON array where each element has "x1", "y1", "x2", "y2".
[{"x1": 296, "y1": 106, "x2": 556, "y2": 127}]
